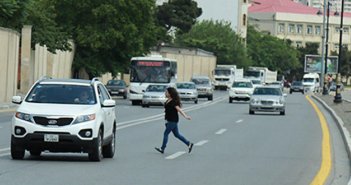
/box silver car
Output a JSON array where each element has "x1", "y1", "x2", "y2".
[
  {"x1": 249, "y1": 86, "x2": 287, "y2": 115},
  {"x1": 176, "y1": 82, "x2": 198, "y2": 104},
  {"x1": 141, "y1": 84, "x2": 168, "y2": 108},
  {"x1": 191, "y1": 76, "x2": 213, "y2": 101}
]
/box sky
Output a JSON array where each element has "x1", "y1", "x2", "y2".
[
  {"x1": 196, "y1": 0, "x2": 238, "y2": 31},
  {"x1": 156, "y1": 0, "x2": 239, "y2": 31}
]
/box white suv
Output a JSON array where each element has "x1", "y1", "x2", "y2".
[{"x1": 11, "y1": 77, "x2": 116, "y2": 161}]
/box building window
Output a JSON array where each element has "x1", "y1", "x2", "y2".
[
  {"x1": 278, "y1": 23, "x2": 285, "y2": 33},
  {"x1": 288, "y1": 24, "x2": 295, "y2": 33},
  {"x1": 343, "y1": 27, "x2": 349, "y2": 33},
  {"x1": 297, "y1": 24, "x2": 303, "y2": 34},
  {"x1": 307, "y1": 25, "x2": 313, "y2": 35},
  {"x1": 335, "y1": 27, "x2": 340, "y2": 33},
  {"x1": 315, "y1": 26, "x2": 321, "y2": 35},
  {"x1": 296, "y1": 41, "x2": 303, "y2": 48},
  {"x1": 334, "y1": 44, "x2": 339, "y2": 50}
]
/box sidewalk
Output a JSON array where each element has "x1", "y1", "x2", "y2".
[
  {"x1": 0, "y1": 102, "x2": 17, "y2": 112},
  {"x1": 313, "y1": 90, "x2": 351, "y2": 185}
]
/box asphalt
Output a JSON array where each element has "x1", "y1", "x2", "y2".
[{"x1": 1, "y1": 90, "x2": 351, "y2": 184}]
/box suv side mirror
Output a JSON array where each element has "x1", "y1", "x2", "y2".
[
  {"x1": 12, "y1": 96, "x2": 22, "y2": 104},
  {"x1": 102, "y1": 99, "x2": 116, "y2": 107}
]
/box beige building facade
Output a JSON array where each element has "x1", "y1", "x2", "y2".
[{"x1": 249, "y1": 0, "x2": 351, "y2": 54}]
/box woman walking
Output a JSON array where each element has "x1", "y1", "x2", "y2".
[{"x1": 155, "y1": 87, "x2": 194, "y2": 154}]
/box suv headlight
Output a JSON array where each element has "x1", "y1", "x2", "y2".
[
  {"x1": 15, "y1": 112, "x2": 33, "y2": 123},
  {"x1": 73, "y1": 114, "x2": 96, "y2": 124}
]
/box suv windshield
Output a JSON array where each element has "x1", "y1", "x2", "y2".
[{"x1": 26, "y1": 84, "x2": 96, "y2": 104}]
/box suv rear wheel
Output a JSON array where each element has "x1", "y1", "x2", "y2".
[
  {"x1": 89, "y1": 129, "x2": 103, "y2": 161},
  {"x1": 103, "y1": 127, "x2": 116, "y2": 158}
]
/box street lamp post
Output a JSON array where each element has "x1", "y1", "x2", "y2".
[
  {"x1": 334, "y1": 0, "x2": 345, "y2": 103},
  {"x1": 318, "y1": 0, "x2": 327, "y2": 94},
  {"x1": 322, "y1": 2, "x2": 331, "y2": 95}
]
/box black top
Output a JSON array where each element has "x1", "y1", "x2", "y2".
[{"x1": 164, "y1": 99, "x2": 179, "y2": 122}]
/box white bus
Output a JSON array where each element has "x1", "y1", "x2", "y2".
[{"x1": 129, "y1": 55, "x2": 177, "y2": 105}]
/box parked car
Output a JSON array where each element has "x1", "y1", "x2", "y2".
[
  {"x1": 105, "y1": 79, "x2": 128, "y2": 99},
  {"x1": 191, "y1": 76, "x2": 214, "y2": 101},
  {"x1": 11, "y1": 77, "x2": 117, "y2": 161},
  {"x1": 329, "y1": 81, "x2": 344, "y2": 91},
  {"x1": 229, "y1": 78, "x2": 254, "y2": 103},
  {"x1": 176, "y1": 82, "x2": 198, "y2": 104},
  {"x1": 141, "y1": 84, "x2": 168, "y2": 107},
  {"x1": 249, "y1": 86, "x2": 286, "y2": 115},
  {"x1": 290, "y1": 81, "x2": 304, "y2": 94}
]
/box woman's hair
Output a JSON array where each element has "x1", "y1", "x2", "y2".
[{"x1": 167, "y1": 87, "x2": 182, "y2": 107}]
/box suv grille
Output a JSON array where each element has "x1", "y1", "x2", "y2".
[{"x1": 33, "y1": 116, "x2": 74, "y2": 126}]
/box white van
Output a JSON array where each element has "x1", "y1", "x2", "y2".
[{"x1": 302, "y1": 73, "x2": 320, "y2": 92}]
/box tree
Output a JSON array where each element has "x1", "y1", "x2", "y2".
[
  {"x1": 0, "y1": 0, "x2": 71, "y2": 53},
  {"x1": 247, "y1": 25, "x2": 300, "y2": 75},
  {"x1": 52, "y1": 0, "x2": 160, "y2": 78},
  {"x1": 331, "y1": 47, "x2": 351, "y2": 78},
  {"x1": 174, "y1": 20, "x2": 250, "y2": 67},
  {"x1": 156, "y1": 0, "x2": 202, "y2": 34}
]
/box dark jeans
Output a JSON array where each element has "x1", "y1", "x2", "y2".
[{"x1": 161, "y1": 121, "x2": 190, "y2": 150}]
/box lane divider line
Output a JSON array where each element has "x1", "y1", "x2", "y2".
[
  {"x1": 195, "y1": 140, "x2": 209, "y2": 146},
  {"x1": 236, "y1": 119, "x2": 243, "y2": 123},
  {"x1": 306, "y1": 96, "x2": 332, "y2": 185},
  {"x1": 165, "y1": 151, "x2": 186, "y2": 160},
  {"x1": 0, "y1": 148, "x2": 10, "y2": 152},
  {"x1": 215, "y1": 129, "x2": 227, "y2": 135},
  {"x1": 0, "y1": 153, "x2": 10, "y2": 157}
]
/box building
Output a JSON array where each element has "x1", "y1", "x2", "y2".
[
  {"x1": 293, "y1": 0, "x2": 351, "y2": 13},
  {"x1": 156, "y1": 0, "x2": 248, "y2": 39},
  {"x1": 249, "y1": 0, "x2": 351, "y2": 54}
]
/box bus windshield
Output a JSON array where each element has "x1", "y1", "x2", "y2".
[{"x1": 130, "y1": 60, "x2": 171, "y2": 83}]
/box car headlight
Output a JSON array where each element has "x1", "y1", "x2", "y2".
[
  {"x1": 15, "y1": 112, "x2": 33, "y2": 123},
  {"x1": 73, "y1": 114, "x2": 96, "y2": 124},
  {"x1": 251, "y1": 98, "x2": 260, "y2": 104},
  {"x1": 279, "y1": 98, "x2": 284, "y2": 104}
]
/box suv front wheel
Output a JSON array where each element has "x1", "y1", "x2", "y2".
[
  {"x1": 11, "y1": 139, "x2": 25, "y2": 160},
  {"x1": 89, "y1": 129, "x2": 103, "y2": 161}
]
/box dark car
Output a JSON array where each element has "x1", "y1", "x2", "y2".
[
  {"x1": 290, "y1": 81, "x2": 304, "y2": 94},
  {"x1": 106, "y1": 80, "x2": 128, "y2": 99}
]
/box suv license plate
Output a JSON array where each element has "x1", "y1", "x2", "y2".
[{"x1": 44, "y1": 134, "x2": 59, "y2": 142}]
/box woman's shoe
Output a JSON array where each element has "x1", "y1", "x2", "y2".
[{"x1": 155, "y1": 147, "x2": 164, "y2": 154}]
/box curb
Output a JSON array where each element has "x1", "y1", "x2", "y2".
[{"x1": 311, "y1": 95, "x2": 351, "y2": 185}]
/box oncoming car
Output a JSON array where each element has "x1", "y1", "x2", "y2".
[
  {"x1": 191, "y1": 76, "x2": 214, "y2": 101},
  {"x1": 11, "y1": 77, "x2": 117, "y2": 161},
  {"x1": 176, "y1": 82, "x2": 198, "y2": 104},
  {"x1": 249, "y1": 86, "x2": 287, "y2": 115},
  {"x1": 105, "y1": 79, "x2": 128, "y2": 99},
  {"x1": 229, "y1": 79, "x2": 254, "y2": 103},
  {"x1": 141, "y1": 84, "x2": 168, "y2": 107}
]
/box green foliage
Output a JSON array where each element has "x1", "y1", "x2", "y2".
[
  {"x1": 247, "y1": 25, "x2": 300, "y2": 74},
  {"x1": 0, "y1": 0, "x2": 30, "y2": 30},
  {"x1": 52, "y1": 0, "x2": 159, "y2": 77},
  {"x1": 331, "y1": 47, "x2": 351, "y2": 77},
  {"x1": 175, "y1": 20, "x2": 250, "y2": 67},
  {"x1": 157, "y1": 0, "x2": 202, "y2": 34}
]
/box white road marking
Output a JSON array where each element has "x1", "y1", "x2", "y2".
[
  {"x1": 116, "y1": 97, "x2": 227, "y2": 130},
  {"x1": 236, "y1": 119, "x2": 243, "y2": 123},
  {"x1": 195, "y1": 140, "x2": 208, "y2": 146},
  {"x1": 165, "y1": 151, "x2": 186, "y2": 160},
  {"x1": 215, "y1": 129, "x2": 227, "y2": 135},
  {"x1": 0, "y1": 148, "x2": 10, "y2": 152},
  {"x1": 0, "y1": 153, "x2": 10, "y2": 157}
]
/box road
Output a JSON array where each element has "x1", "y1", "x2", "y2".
[{"x1": 0, "y1": 91, "x2": 350, "y2": 185}]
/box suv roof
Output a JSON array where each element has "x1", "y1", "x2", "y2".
[{"x1": 37, "y1": 78, "x2": 100, "y2": 86}]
